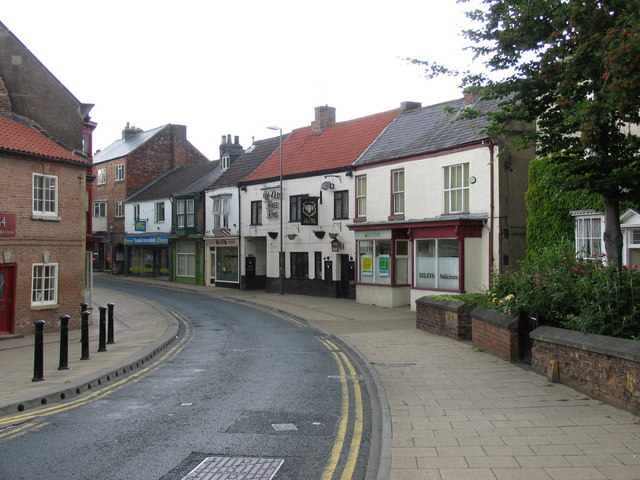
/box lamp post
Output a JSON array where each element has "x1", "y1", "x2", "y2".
[{"x1": 267, "y1": 126, "x2": 284, "y2": 295}]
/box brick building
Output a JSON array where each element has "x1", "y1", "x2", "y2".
[
  {"x1": 0, "y1": 22, "x2": 95, "y2": 335},
  {"x1": 92, "y1": 124, "x2": 209, "y2": 274}
]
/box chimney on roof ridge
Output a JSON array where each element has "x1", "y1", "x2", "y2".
[
  {"x1": 311, "y1": 105, "x2": 336, "y2": 134},
  {"x1": 401, "y1": 101, "x2": 422, "y2": 112},
  {"x1": 219, "y1": 133, "x2": 244, "y2": 164},
  {"x1": 463, "y1": 87, "x2": 482, "y2": 105},
  {"x1": 122, "y1": 122, "x2": 143, "y2": 140}
]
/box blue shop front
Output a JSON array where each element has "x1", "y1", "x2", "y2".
[{"x1": 124, "y1": 235, "x2": 170, "y2": 277}]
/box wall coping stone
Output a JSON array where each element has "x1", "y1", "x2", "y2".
[
  {"x1": 530, "y1": 326, "x2": 640, "y2": 362},
  {"x1": 415, "y1": 296, "x2": 473, "y2": 313},
  {"x1": 470, "y1": 306, "x2": 518, "y2": 331}
]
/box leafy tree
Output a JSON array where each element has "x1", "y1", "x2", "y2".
[{"x1": 412, "y1": 0, "x2": 640, "y2": 265}]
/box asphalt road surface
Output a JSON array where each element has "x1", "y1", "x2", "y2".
[{"x1": 0, "y1": 278, "x2": 374, "y2": 479}]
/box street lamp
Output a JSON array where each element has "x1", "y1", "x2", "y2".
[{"x1": 267, "y1": 126, "x2": 284, "y2": 295}]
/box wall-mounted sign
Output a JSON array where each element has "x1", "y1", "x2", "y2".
[
  {"x1": 378, "y1": 254, "x2": 390, "y2": 276},
  {"x1": 212, "y1": 238, "x2": 239, "y2": 247},
  {"x1": 123, "y1": 235, "x2": 169, "y2": 245},
  {"x1": 0, "y1": 213, "x2": 16, "y2": 237},
  {"x1": 301, "y1": 198, "x2": 318, "y2": 226},
  {"x1": 263, "y1": 190, "x2": 280, "y2": 219},
  {"x1": 135, "y1": 220, "x2": 147, "y2": 232},
  {"x1": 331, "y1": 238, "x2": 342, "y2": 252}
]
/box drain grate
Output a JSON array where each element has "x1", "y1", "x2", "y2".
[{"x1": 181, "y1": 456, "x2": 284, "y2": 480}]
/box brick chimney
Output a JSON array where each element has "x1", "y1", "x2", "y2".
[
  {"x1": 463, "y1": 87, "x2": 482, "y2": 105},
  {"x1": 400, "y1": 101, "x2": 422, "y2": 113},
  {"x1": 122, "y1": 122, "x2": 143, "y2": 140},
  {"x1": 311, "y1": 105, "x2": 336, "y2": 134},
  {"x1": 219, "y1": 134, "x2": 244, "y2": 165},
  {"x1": 0, "y1": 75, "x2": 12, "y2": 113}
]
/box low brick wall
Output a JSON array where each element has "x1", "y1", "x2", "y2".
[
  {"x1": 471, "y1": 307, "x2": 519, "y2": 362},
  {"x1": 415, "y1": 297, "x2": 472, "y2": 340},
  {"x1": 531, "y1": 326, "x2": 640, "y2": 414}
]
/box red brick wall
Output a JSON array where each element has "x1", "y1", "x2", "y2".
[
  {"x1": 0, "y1": 154, "x2": 87, "y2": 334},
  {"x1": 415, "y1": 297, "x2": 472, "y2": 340},
  {"x1": 471, "y1": 311, "x2": 519, "y2": 362},
  {"x1": 531, "y1": 326, "x2": 640, "y2": 414}
]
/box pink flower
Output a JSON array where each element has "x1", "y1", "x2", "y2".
[{"x1": 632, "y1": 265, "x2": 638, "y2": 271}]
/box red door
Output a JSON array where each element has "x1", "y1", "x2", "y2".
[{"x1": 0, "y1": 265, "x2": 16, "y2": 334}]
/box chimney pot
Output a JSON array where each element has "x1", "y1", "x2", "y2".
[{"x1": 234, "y1": 136, "x2": 239, "y2": 145}]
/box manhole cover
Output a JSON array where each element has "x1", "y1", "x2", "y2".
[{"x1": 181, "y1": 457, "x2": 284, "y2": 480}]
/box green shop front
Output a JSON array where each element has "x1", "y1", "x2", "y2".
[
  {"x1": 124, "y1": 235, "x2": 170, "y2": 277},
  {"x1": 172, "y1": 236, "x2": 206, "y2": 285}
]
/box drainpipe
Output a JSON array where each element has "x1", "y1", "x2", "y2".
[{"x1": 488, "y1": 140, "x2": 495, "y2": 289}]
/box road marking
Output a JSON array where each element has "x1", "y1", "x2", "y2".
[
  {"x1": 0, "y1": 421, "x2": 51, "y2": 440},
  {"x1": 0, "y1": 304, "x2": 190, "y2": 428}
]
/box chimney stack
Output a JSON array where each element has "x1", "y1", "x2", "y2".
[
  {"x1": 463, "y1": 87, "x2": 482, "y2": 105},
  {"x1": 400, "y1": 101, "x2": 422, "y2": 113},
  {"x1": 122, "y1": 122, "x2": 143, "y2": 140},
  {"x1": 311, "y1": 105, "x2": 336, "y2": 134}
]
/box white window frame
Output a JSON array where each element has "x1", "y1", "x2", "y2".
[
  {"x1": 93, "y1": 201, "x2": 107, "y2": 218},
  {"x1": 155, "y1": 201, "x2": 165, "y2": 223},
  {"x1": 443, "y1": 163, "x2": 469, "y2": 214},
  {"x1": 176, "y1": 242, "x2": 196, "y2": 277},
  {"x1": 33, "y1": 173, "x2": 58, "y2": 217},
  {"x1": 115, "y1": 201, "x2": 124, "y2": 218},
  {"x1": 392, "y1": 170, "x2": 404, "y2": 215},
  {"x1": 356, "y1": 175, "x2": 367, "y2": 218},
  {"x1": 115, "y1": 164, "x2": 125, "y2": 182},
  {"x1": 177, "y1": 198, "x2": 195, "y2": 228},
  {"x1": 213, "y1": 197, "x2": 230, "y2": 229},
  {"x1": 97, "y1": 168, "x2": 106, "y2": 185},
  {"x1": 31, "y1": 263, "x2": 58, "y2": 306},
  {"x1": 575, "y1": 214, "x2": 604, "y2": 259},
  {"x1": 221, "y1": 155, "x2": 231, "y2": 170}
]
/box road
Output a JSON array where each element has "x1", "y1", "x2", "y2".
[{"x1": 0, "y1": 278, "x2": 374, "y2": 479}]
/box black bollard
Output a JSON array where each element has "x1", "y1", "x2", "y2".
[
  {"x1": 32, "y1": 320, "x2": 46, "y2": 382},
  {"x1": 58, "y1": 314, "x2": 70, "y2": 370},
  {"x1": 98, "y1": 306, "x2": 107, "y2": 352},
  {"x1": 80, "y1": 310, "x2": 90, "y2": 360},
  {"x1": 81, "y1": 302, "x2": 88, "y2": 315},
  {"x1": 107, "y1": 303, "x2": 115, "y2": 344}
]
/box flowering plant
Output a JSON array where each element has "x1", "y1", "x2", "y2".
[{"x1": 489, "y1": 242, "x2": 640, "y2": 339}]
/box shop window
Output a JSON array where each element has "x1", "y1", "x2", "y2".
[
  {"x1": 290, "y1": 252, "x2": 309, "y2": 279},
  {"x1": 176, "y1": 242, "x2": 196, "y2": 277},
  {"x1": 395, "y1": 239, "x2": 410, "y2": 284},
  {"x1": 31, "y1": 263, "x2": 58, "y2": 306},
  {"x1": 444, "y1": 163, "x2": 469, "y2": 214},
  {"x1": 216, "y1": 246, "x2": 238, "y2": 282},
  {"x1": 415, "y1": 239, "x2": 459, "y2": 290},
  {"x1": 334, "y1": 190, "x2": 349, "y2": 219},
  {"x1": 358, "y1": 239, "x2": 392, "y2": 285}
]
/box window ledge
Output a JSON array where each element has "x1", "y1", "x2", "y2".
[
  {"x1": 32, "y1": 215, "x2": 61, "y2": 222},
  {"x1": 388, "y1": 214, "x2": 405, "y2": 221},
  {"x1": 353, "y1": 216, "x2": 367, "y2": 223},
  {"x1": 31, "y1": 303, "x2": 59, "y2": 311}
]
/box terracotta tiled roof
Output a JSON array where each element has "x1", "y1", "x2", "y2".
[
  {"x1": 243, "y1": 108, "x2": 399, "y2": 182},
  {"x1": 0, "y1": 113, "x2": 89, "y2": 165}
]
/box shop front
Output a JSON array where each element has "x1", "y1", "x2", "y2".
[
  {"x1": 205, "y1": 237, "x2": 240, "y2": 288},
  {"x1": 124, "y1": 235, "x2": 170, "y2": 277}
]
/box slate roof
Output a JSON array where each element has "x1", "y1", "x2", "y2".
[
  {"x1": 355, "y1": 98, "x2": 502, "y2": 166},
  {"x1": 127, "y1": 161, "x2": 220, "y2": 202},
  {"x1": 93, "y1": 125, "x2": 167, "y2": 164},
  {"x1": 210, "y1": 135, "x2": 285, "y2": 190},
  {"x1": 0, "y1": 113, "x2": 89, "y2": 165},
  {"x1": 243, "y1": 108, "x2": 399, "y2": 182}
]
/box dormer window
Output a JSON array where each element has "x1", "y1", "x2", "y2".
[{"x1": 222, "y1": 155, "x2": 231, "y2": 170}]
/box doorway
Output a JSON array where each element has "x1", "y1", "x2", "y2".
[{"x1": 0, "y1": 264, "x2": 16, "y2": 334}]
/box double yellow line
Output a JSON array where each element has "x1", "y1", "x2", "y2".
[{"x1": 0, "y1": 305, "x2": 190, "y2": 436}]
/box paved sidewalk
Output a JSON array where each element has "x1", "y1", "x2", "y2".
[{"x1": 1, "y1": 275, "x2": 640, "y2": 480}]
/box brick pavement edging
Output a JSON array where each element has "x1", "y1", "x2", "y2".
[{"x1": 531, "y1": 326, "x2": 640, "y2": 414}]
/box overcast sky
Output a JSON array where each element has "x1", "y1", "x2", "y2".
[{"x1": 3, "y1": 0, "x2": 478, "y2": 160}]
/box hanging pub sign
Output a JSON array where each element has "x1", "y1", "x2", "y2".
[
  {"x1": 331, "y1": 238, "x2": 342, "y2": 252},
  {"x1": 301, "y1": 197, "x2": 318, "y2": 226}
]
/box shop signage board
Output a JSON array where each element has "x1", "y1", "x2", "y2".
[{"x1": 0, "y1": 213, "x2": 16, "y2": 237}]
